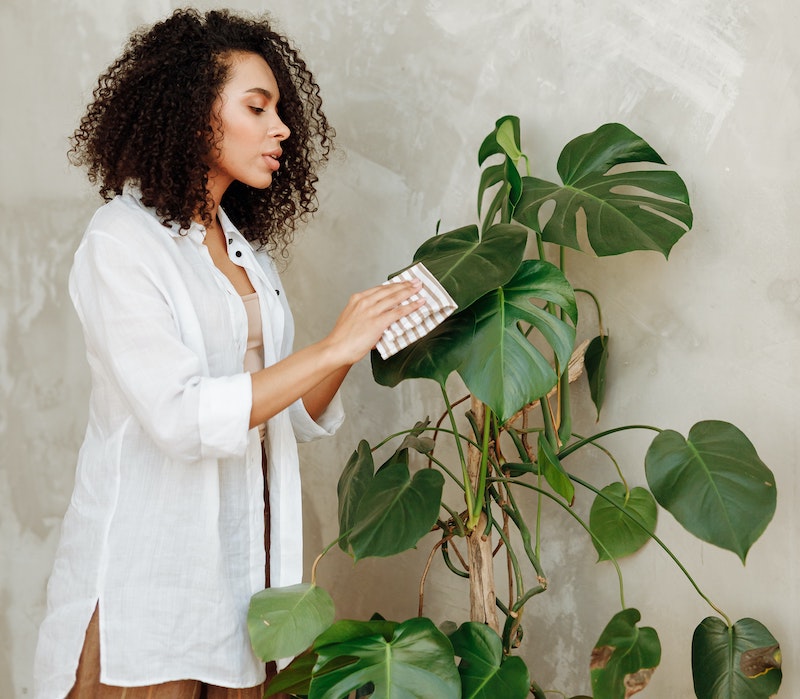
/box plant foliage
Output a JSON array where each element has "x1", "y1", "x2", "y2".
[{"x1": 248, "y1": 116, "x2": 780, "y2": 699}]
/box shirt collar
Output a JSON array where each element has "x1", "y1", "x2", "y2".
[{"x1": 122, "y1": 180, "x2": 240, "y2": 244}]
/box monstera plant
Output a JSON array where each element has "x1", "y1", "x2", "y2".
[{"x1": 246, "y1": 117, "x2": 782, "y2": 698}]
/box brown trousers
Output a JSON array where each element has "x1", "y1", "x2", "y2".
[{"x1": 67, "y1": 444, "x2": 289, "y2": 699}]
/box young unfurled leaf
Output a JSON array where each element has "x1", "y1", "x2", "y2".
[{"x1": 584, "y1": 333, "x2": 609, "y2": 420}]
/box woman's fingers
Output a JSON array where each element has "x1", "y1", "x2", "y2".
[{"x1": 326, "y1": 280, "x2": 426, "y2": 365}]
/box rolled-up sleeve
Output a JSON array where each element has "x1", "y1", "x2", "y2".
[
  {"x1": 288, "y1": 392, "x2": 345, "y2": 443},
  {"x1": 71, "y1": 230, "x2": 252, "y2": 462}
]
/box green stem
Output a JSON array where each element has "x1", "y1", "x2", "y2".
[
  {"x1": 442, "y1": 385, "x2": 476, "y2": 521},
  {"x1": 469, "y1": 406, "x2": 493, "y2": 527},
  {"x1": 574, "y1": 287, "x2": 605, "y2": 335},
  {"x1": 311, "y1": 530, "x2": 351, "y2": 586},
  {"x1": 440, "y1": 540, "x2": 470, "y2": 578},
  {"x1": 570, "y1": 431, "x2": 629, "y2": 493},
  {"x1": 491, "y1": 477, "x2": 626, "y2": 610},
  {"x1": 539, "y1": 397, "x2": 558, "y2": 447},
  {"x1": 490, "y1": 515, "x2": 525, "y2": 600},
  {"x1": 557, "y1": 246, "x2": 572, "y2": 444},
  {"x1": 557, "y1": 425, "x2": 663, "y2": 460},
  {"x1": 372, "y1": 426, "x2": 481, "y2": 453},
  {"x1": 493, "y1": 484, "x2": 546, "y2": 581},
  {"x1": 428, "y1": 453, "x2": 466, "y2": 492},
  {"x1": 569, "y1": 473, "x2": 731, "y2": 625}
]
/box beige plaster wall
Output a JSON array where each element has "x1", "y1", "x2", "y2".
[{"x1": 1, "y1": 0, "x2": 797, "y2": 696}]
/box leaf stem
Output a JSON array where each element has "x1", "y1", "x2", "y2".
[
  {"x1": 557, "y1": 425, "x2": 663, "y2": 459},
  {"x1": 569, "y1": 473, "x2": 732, "y2": 625},
  {"x1": 491, "y1": 477, "x2": 626, "y2": 610},
  {"x1": 442, "y1": 385, "x2": 476, "y2": 523},
  {"x1": 311, "y1": 531, "x2": 351, "y2": 586},
  {"x1": 469, "y1": 406, "x2": 493, "y2": 526}
]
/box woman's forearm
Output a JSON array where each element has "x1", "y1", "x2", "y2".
[{"x1": 249, "y1": 278, "x2": 423, "y2": 428}]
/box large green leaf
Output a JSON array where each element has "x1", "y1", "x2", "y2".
[
  {"x1": 371, "y1": 308, "x2": 476, "y2": 387},
  {"x1": 590, "y1": 483, "x2": 657, "y2": 561},
  {"x1": 513, "y1": 123, "x2": 692, "y2": 257},
  {"x1": 348, "y1": 461, "x2": 444, "y2": 561},
  {"x1": 411, "y1": 223, "x2": 528, "y2": 309},
  {"x1": 310, "y1": 617, "x2": 461, "y2": 699},
  {"x1": 692, "y1": 617, "x2": 782, "y2": 699},
  {"x1": 644, "y1": 421, "x2": 776, "y2": 562},
  {"x1": 457, "y1": 259, "x2": 577, "y2": 422},
  {"x1": 338, "y1": 440, "x2": 375, "y2": 553},
  {"x1": 248, "y1": 583, "x2": 335, "y2": 662},
  {"x1": 590, "y1": 608, "x2": 661, "y2": 699},
  {"x1": 449, "y1": 622, "x2": 530, "y2": 699}
]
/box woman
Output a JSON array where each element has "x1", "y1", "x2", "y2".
[{"x1": 34, "y1": 9, "x2": 423, "y2": 698}]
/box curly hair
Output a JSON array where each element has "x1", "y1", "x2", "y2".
[{"x1": 69, "y1": 8, "x2": 334, "y2": 253}]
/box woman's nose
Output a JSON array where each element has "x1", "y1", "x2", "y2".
[{"x1": 270, "y1": 116, "x2": 291, "y2": 142}]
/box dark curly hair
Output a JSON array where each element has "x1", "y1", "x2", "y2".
[{"x1": 69, "y1": 8, "x2": 334, "y2": 253}]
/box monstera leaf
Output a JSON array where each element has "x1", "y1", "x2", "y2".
[
  {"x1": 590, "y1": 608, "x2": 660, "y2": 699},
  {"x1": 645, "y1": 421, "x2": 776, "y2": 562},
  {"x1": 449, "y1": 622, "x2": 530, "y2": 699},
  {"x1": 371, "y1": 307, "x2": 476, "y2": 387},
  {"x1": 248, "y1": 583, "x2": 335, "y2": 662},
  {"x1": 590, "y1": 483, "x2": 658, "y2": 561},
  {"x1": 692, "y1": 617, "x2": 782, "y2": 699},
  {"x1": 348, "y1": 460, "x2": 443, "y2": 562},
  {"x1": 410, "y1": 222, "x2": 527, "y2": 309},
  {"x1": 513, "y1": 123, "x2": 692, "y2": 257},
  {"x1": 457, "y1": 259, "x2": 577, "y2": 422},
  {"x1": 310, "y1": 617, "x2": 461, "y2": 699}
]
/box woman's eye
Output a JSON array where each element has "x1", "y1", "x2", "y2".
[{"x1": 249, "y1": 106, "x2": 265, "y2": 114}]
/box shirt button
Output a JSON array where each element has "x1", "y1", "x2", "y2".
[
  {"x1": 276, "y1": 290, "x2": 280, "y2": 295},
  {"x1": 228, "y1": 238, "x2": 233, "y2": 244},
  {"x1": 235, "y1": 250, "x2": 242, "y2": 257}
]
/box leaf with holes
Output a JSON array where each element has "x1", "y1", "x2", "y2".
[
  {"x1": 310, "y1": 617, "x2": 461, "y2": 699},
  {"x1": 513, "y1": 123, "x2": 692, "y2": 257},
  {"x1": 457, "y1": 260, "x2": 577, "y2": 423}
]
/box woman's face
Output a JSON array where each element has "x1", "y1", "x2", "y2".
[{"x1": 206, "y1": 51, "x2": 291, "y2": 199}]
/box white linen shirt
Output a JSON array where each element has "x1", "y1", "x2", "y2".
[{"x1": 33, "y1": 185, "x2": 344, "y2": 697}]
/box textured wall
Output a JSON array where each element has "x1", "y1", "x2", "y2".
[{"x1": 2, "y1": 0, "x2": 797, "y2": 697}]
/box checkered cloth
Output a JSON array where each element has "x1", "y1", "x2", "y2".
[{"x1": 376, "y1": 262, "x2": 458, "y2": 359}]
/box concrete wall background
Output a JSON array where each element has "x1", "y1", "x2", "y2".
[{"x1": 1, "y1": 0, "x2": 797, "y2": 697}]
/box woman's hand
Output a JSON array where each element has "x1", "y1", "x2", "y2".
[
  {"x1": 250, "y1": 279, "x2": 424, "y2": 427},
  {"x1": 322, "y1": 279, "x2": 425, "y2": 366}
]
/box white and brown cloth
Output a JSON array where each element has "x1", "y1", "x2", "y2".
[{"x1": 376, "y1": 262, "x2": 458, "y2": 359}]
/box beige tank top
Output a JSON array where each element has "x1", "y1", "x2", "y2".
[{"x1": 241, "y1": 292, "x2": 266, "y2": 441}]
